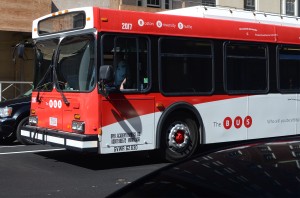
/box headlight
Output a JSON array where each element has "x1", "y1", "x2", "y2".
[
  {"x1": 29, "y1": 116, "x2": 38, "y2": 126},
  {"x1": 72, "y1": 121, "x2": 85, "y2": 133},
  {"x1": 0, "y1": 107, "x2": 12, "y2": 117}
]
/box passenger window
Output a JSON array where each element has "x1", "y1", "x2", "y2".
[
  {"x1": 101, "y1": 34, "x2": 150, "y2": 92},
  {"x1": 159, "y1": 38, "x2": 213, "y2": 95},
  {"x1": 224, "y1": 42, "x2": 268, "y2": 94},
  {"x1": 278, "y1": 46, "x2": 300, "y2": 92}
]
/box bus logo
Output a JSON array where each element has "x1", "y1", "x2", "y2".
[
  {"x1": 156, "y1": 20, "x2": 162, "y2": 28},
  {"x1": 178, "y1": 22, "x2": 184, "y2": 30},
  {"x1": 49, "y1": 99, "x2": 62, "y2": 109},
  {"x1": 138, "y1": 19, "x2": 144, "y2": 27},
  {"x1": 224, "y1": 116, "x2": 252, "y2": 130}
]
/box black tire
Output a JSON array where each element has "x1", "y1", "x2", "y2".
[
  {"x1": 0, "y1": 131, "x2": 16, "y2": 144},
  {"x1": 16, "y1": 117, "x2": 33, "y2": 145},
  {"x1": 161, "y1": 113, "x2": 199, "y2": 162}
]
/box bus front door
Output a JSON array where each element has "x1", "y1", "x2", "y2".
[{"x1": 100, "y1": 95, "x2": 155, "y2": 154}]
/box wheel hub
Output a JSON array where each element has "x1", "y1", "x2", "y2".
[
  {"x1": 175, "y1": 130, "x2": 185, "y2": 144},
  {"x1": 168, "y1": 123, "x2": 190, "y2": 152}
]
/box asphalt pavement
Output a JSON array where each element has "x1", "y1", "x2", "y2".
[{"x1": 0, "y1": 143, "x2": 168, "y2": 198}]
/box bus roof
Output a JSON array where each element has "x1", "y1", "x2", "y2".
[
  {"x1": 160, "y1": 6, "x2": 300, "y2": 27},
  {"x1": 33, "y1": 6, "x2": 300, "y2": 44}
]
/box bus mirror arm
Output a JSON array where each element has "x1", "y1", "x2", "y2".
[
  {"x1": 98, "y1": 65, "x2": 114, "y2": 97},
  {"x1": 13, "y1": 41, "x2": 34, "y2": 61},
  {"x1": 17, "y1": 43, "x2": 25, "y2": 59},
  {"x1": 98, "y1": 81, "x2": 117, "y2": 97}
]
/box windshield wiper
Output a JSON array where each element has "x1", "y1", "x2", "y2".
[
  {"x1": 35, "y1": 64, "x2": 53, "y2": 103},
  {"x1": 34, "y1": 48, "x2": 69, "y2": 106},
  {"x1": 53, "y1": 65, "x2": 70, "y2": 106},
  {"x1": 35, "y1": 49, "x2": 57, "y2": 103}
]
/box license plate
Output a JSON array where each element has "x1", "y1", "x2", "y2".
[{"x1": 49, "y1": 117, "x2": 58, "y2": 126}]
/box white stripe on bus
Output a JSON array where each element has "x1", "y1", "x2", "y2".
[{"x1": 21, "y1": 130, "x2": 97, "y2": 149}]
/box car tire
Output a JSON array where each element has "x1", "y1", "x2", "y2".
[
  {"x1": 161, "y1": 112, "x2": 199, "y2": 162},
  {"x1": 16, "y1": 117, "x2": 33, "y2": 145},
  {"x1": 0, "y1": 131, "x2": 16, "y2": 144}
]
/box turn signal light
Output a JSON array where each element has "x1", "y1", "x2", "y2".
[
  {"x1": 52, "y1": 9, "x2": 69, "y2": 16},
  {"x1": 74, "y1": 114, "x2": 80, "y2": 120},
  {"x1": 101, "y1": 17, "x2": 108, "y2": 22},
  {"x1": 156, "y1": 103, "x2": 165, "y2": 111}
]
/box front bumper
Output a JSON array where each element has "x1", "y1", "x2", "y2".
[{"x1": 21, "y1": 126, "x2": 98, "y2": 152}]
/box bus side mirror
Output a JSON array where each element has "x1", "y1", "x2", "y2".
[
  {"x1": 98, "y1": 65, "x2": 115, "y2": 97},
  {"x1": 99, "y1": 65, "x2": 114, "y2": 82},
  {"x1": 36, "y1": 49, "x2": 43, "y2": 62},
  {"x1": 17, "y1": 43, "x2": 25, "y2": 59}
]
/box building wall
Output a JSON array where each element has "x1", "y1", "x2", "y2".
[
  {"x1": 122, "y1": 0, "x2": 137, "y2": 6},
  {"x1": 0, "y1": 0, "x2": 51, "y2": 32},
  {"x1": 52, "y1": 0, "x2": 119, "y2": 11},
  {"x1": 217, "y1": 0, "x2": 243, "y2": 9},
  {"x1": 257, "y1": 0, "x2": 281, "y2": 13},
  {"x1": 0, "y1": 31, "x2": 34, "y2": 99},
  {"x1": 0, "y1": 0, "x2": 49, "y2": 99},
  {"x1": 217, "y1": 0, "x2": 281, "y2": 13}
]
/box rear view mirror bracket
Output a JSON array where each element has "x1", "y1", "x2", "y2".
[{"x1": 98, "y1": 65, "x2": 115, "y2": 97}]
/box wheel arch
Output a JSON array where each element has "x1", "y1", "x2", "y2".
[
  {"x1": 156, "y1": 102, "x2": 205, "y2": 149},
  {"x1": 13, "y1": 110, "x2": 30, "y2": 131}
]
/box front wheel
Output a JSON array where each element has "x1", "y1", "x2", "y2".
[
  {"x1": 161, "y1": 113, "x2": 200, "y2": 162},
  {"x1": 16, "y1": 117, "x2": 33, "y2": 145}
]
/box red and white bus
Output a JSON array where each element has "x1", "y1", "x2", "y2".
[{"x1": 21, "y1": 6, "x2": 300, "y2": 162}]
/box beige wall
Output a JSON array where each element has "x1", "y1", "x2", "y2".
[
  {"x1": 52, "y1": 0, "x2": 119, "y2": 11},
  {"x1": 217, "y1": 0, "x2": 243, "y2": 9},
  {"x1": 257, "y1": 0, "x2": 281, "y2": 13},
  {"x1": 0, "y1": 0, "x2": 51, "y2": 32},
  {"x1": 217, "y1": 0, "x2": 282, "y2": 13}
]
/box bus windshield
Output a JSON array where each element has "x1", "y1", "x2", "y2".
[
  {"x1": 34, "y1": 39, "x2": 59, "y2": 91},
  {"x1": 56, "y1": 34, "x2": 95, "y2": 92},
  {"x1": 34, "y1": 34, "x2": 96, "y2": 92}
]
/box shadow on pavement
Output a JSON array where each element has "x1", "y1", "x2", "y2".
[{"x1": 36, "y1": 149, "x2": 166, "y2": 170}]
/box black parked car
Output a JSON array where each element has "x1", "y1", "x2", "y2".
[
  {"x1": 0, "y1": 91, "x2": 32, "y2": 144},
  {"x1": 109, "y1": 135, "x2": 300, "y2": 197}
]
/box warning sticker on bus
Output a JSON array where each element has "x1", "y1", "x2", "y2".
[{"x1": 110, "y1": 132, "x2": 141, "y2": 145}]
